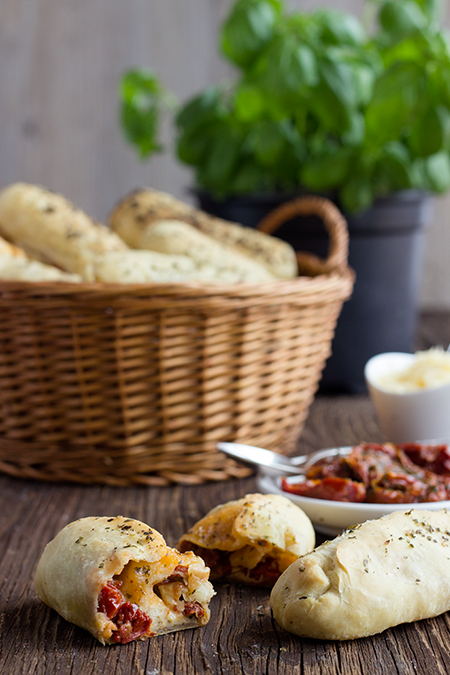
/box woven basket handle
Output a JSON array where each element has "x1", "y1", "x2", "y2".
[{"x1": 256, "y1": 195, "x2": 349, "y2": 275}]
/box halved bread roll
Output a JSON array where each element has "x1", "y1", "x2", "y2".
[
  {"x1": 0, "y1": 183, "x2": 128, "y2": 281},
  {"x1": 177, "y1": 493, "x2": 315, "y2": 587},
  {"x1": 34, "y1": 516, "x2": 215, "y2": 645},
  {"x1": 108, "y1": 188, "x2": 298, "y2": 280},
  {"x1": 270, "y1": 509, "x2": 450, "y2": 640}
]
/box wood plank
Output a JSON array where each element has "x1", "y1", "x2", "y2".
[{"x1": 2, "y1": 306, "x2": 450, "y2": 675}]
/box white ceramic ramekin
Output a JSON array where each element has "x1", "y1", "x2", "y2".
[{"x1": 364, "y1": 351, "x2": 450, "y2": 443}]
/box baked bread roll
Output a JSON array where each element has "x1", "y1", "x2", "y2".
[
  {"x1": 0, "y1": 254, "x2": 82, "y2": 282},
  {"x1": 270, "y1": 509, "x2": 450, "y2": 640},
  {"x1": 108, "y1": 188, "x2": 298, "y2": 280},
  {"x1": 121, "y1": 218, "x2": 277, "y2": 282},
  {"x1": 34, "y1": 516, "x2": 215, "y2": 645},
  {"x1": 0, "y1": 183, "x2": 128, "y2": 281},
  {"x1": 93, "y1": 249, "x2": 210, "y2": 283},
  {"x1": 0, "y1": 234, "x2": 26, "y2": 258},
  {"x1": 177, "y1": 493, "x2": 315, "y2": 587}
]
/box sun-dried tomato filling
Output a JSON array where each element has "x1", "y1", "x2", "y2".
[
  {"x1": 97, "y1": 581, "x2": 153, "y2": 644},
  {"x1": 282, "y1": 442, "x2": 450, "y2": 504},
  {"x1": 178, "y1": 542, "x2": 280, "y2": 585}
]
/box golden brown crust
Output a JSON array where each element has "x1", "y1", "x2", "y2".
[
  {"x1": 177, "y1": 493, "x2": 315, "y2": 586},
  {"x1": 270, "y1": 509, "x2": 450, "y2": 640},
  {"x1": 34, "y1": 516, "x2": 215, "y2": 644}
]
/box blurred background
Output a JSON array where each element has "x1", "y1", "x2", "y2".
[{"x1": 0, "y1": 0, "x2": 449, "y2": 308}]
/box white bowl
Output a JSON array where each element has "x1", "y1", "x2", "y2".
[
  {"x1": 257, "y1": 472, "x2": 450, "y2": 537},
  {"x1": 364, "y1": 351, "x2": 450, "y2": 443}
]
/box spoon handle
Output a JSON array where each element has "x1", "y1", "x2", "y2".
[
  {"x1": 217, "y1": 441, "x2": 352, "y2": 476},
  {"x1": 216, "y1": 441, "x2": 307, "y2": 475}
]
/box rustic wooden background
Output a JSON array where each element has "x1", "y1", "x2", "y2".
[{"x1": 0, "y1": 0, "x2": 449, "y2": 307}]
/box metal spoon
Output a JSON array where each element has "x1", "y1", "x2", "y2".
[{"x1": 216, "y1": 441, "x2": 350, "y2": 477}]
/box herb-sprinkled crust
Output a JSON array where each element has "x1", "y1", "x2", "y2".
[
  {"x1": 108, "y1": 188, "x2": 298, "y2": 280},
  {"x1": 0, "y1": 183, "x2": 127, "y2": 280},
  {"x1": 34, "y1": 516, "x2": 214, "y2": 645},
  {"x1": 177, "y1": 493, "x2": 315, "y2": 585},
  {"x1": 270, "y1": 509, "x2": 450, "y2": 640}
]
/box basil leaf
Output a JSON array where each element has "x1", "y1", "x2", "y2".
[
  {"x1": 365, "y1": 61, "x2": 426, "y2": 146},
  {"x1": 221, "y1": 0, "x2": 282, "y2": 68},
  {"x1": 316, "y1": 9, "x2": 366, "y2": 47},
  {"x1": 253, "y1": 32, "x2": 319, "y2": 104},
  {"x1": 228, "y1": 159, "x2": 267, "y2": 193},
  {"x1": 119, "y1": 69, "x2": 169, "y2": 158},
  {"x1": 408, "y1": 105, "x2": 450, "y2": 157},
  {"x1": 374, "y1": 142, "x2": 413, "y2": 193},
  {"x1": 379, "y1": 1, "x2": 427, "y2": 42},
  {"x1": 339, "y1": 170, "x2": 374, "y2": 214},
  {"x1": 197, "y1": 126, "x2": 246, "y2": 196},
  {"x1": 422, "y1": 151, "x2": 450, "y2": 192},
  {"x1": 310, "y1": 57, "x2": 358, "y2": 134},
  {"x1": 176, "y1": 87, "x2": 224, "y2": 134},
  {"x1": 234, "y1": 83, "x2": 266, "y2": 122},
  {"x1": 301, "y1": 147, "x2": 352, "y2": 191}
]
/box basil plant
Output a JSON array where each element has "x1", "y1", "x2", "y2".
[{"x1": 119, "y1": 0, "x2": 450, "y2": 213}]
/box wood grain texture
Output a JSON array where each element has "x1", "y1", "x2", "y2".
[
  {"x1": 1, "y1": 313, "x2": 450, "y2": 674},
  {"x1": 0, "y1": 0, "x2": 449, "y2": 308}
]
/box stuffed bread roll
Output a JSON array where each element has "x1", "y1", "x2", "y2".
[
  {"x1": 34, "y1": 516, "x2": 215, "y2": 645},
  {"x1": 270, "y1": 509, "x2": 450, "y2": 640},
  {"x1": 177, "y1": 493, "x2": 315, "y2": 587}
]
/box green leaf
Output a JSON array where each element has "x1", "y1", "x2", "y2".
[
  {"x1": 339, "y1": 171, "x2": 373, "y2": 214},
  {"x1": 246, "y1": 119, "x2": 304, "y2": 167},
  {"x1": 246, "y1": 120, "x2": 287, "y2": 166},
  {"x1": 220, "y1": 0, "x2": 282, "y2": 68},
  {"x1": 374, "y1": 142, "x2": 413, "y2": 193},
  {"x1": 253, "y1": 32, "x2": 319, "y2": 103},
  {"x1": 365, "y1": 62, "x2": 426, "y2": 146},
  {"x1": 342, "y1": 111, "x2": 366, "y2": 146},
  {"x1": 228, "y1": 159, "x2": 267, "y2": 193},
  {"x1": 379, "y1": 1, "x2": 427, "y2": 42},
  {"x1": 422, "y1": 151, "x2": 450, "y2": 192},
  {"x1": 310, "y1": 57, "x2": 359, "y2": 134},
  {"x1": 119, "y1": 69, "x2": 171, "y2": 158},
  {"x1": 301, "y1": 147, "x2": 352, "y2": 191},
  {"x1": 352, "y1": 63, "x2": 376, "y2": 107},
  {"x1": 408, "y1": 0, "x2": 445, "y2": 23},
  {"x1": 319, "y1": 56, "x2": 359, "y2": 110},
  {"x1": 176, "y1": 87, "x2": 224, "y2": 134},
  {"x1": 197, "y1": 126, "x2": 246, "y2": 196},
  {"x1": 408, "y1": 105, "x2": 450, "y2": 157},
  {"x1": 316, "y1": 9, "x2": 366, "y2": 47},
  {"x1": 234, "y1": 83, "x2": 266, "y2": 122}
]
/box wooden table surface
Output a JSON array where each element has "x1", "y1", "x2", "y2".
[{"x1": 1, "y1": 312, "x2": 450, "y2": 675}]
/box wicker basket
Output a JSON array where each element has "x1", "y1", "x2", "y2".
[{"x1": 0, "y1": 196, "x2": 353, "y2": 486}]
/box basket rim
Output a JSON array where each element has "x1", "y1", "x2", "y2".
[{"x1": 0, "y1": 265, "x2": 354, "y2": 295}]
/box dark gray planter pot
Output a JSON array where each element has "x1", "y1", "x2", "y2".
[{"x1": 196, "y1": 189, "x2": 433, "y2": 394}]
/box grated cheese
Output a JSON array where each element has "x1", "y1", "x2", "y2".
[{"x1": 378, "y1": 347, "x2": 450, "y2": 393}]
